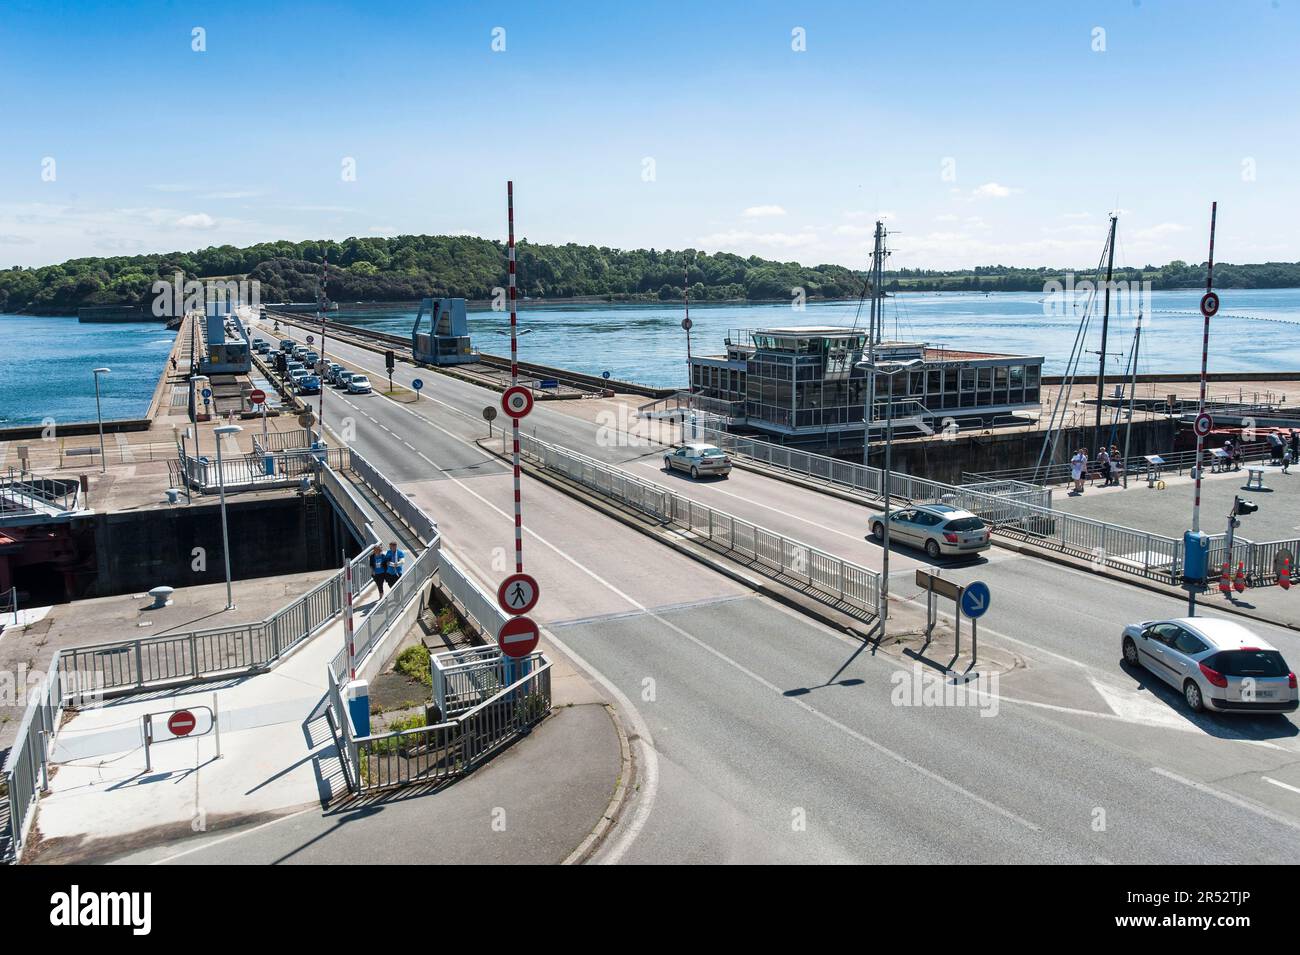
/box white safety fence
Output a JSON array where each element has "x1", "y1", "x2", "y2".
[{"x1": 517, "y1": 432, "x2": 882, "y2": 617}]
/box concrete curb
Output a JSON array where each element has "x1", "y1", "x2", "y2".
[
  {"x1": 561, "y1": 702, "x2": 633, "y2": 866},
  {"x1": 476, "y1": 438, "x2": 886, "y2": 641},
  {"x1": 729, "y1": 457, "x2": 1300, "y2": 633}
]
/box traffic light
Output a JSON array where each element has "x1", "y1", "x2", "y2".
[
  {"x1": 385, "y1": 349, "x2": 395, "y2": 371},
  {"x1": 1234, "y1": 497, "x2": 1259, "y2": 517}
]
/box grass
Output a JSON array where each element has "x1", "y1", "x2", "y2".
[{"x1": 395, "y1": 644, "x2": 432, "y2": 687}]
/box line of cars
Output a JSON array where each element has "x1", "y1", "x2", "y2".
[{"x1": 269, "y1": 338, "x2": 372, "y2": 395}]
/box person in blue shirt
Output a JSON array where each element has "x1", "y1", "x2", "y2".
[
  {"x1": 384, "y1": 542, "x2": 404, "y2": 584},
  {"x1": 369, "y1": 545, "x2": 389, "y2": 595}
]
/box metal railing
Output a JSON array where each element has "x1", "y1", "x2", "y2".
[
  {"x1": 686, "y1": 421, "x2": 1184, "y2": 583},
  {"x1": 170, "y1": 446, "x2": 349, "y2": 493},
  {"x1": 518, "y1": 432, "x2": 882, "y2": 617},
  {"x1": 253, "y1": 429, "x2": 321, "y2": 454},
  {"x1": 963, "y1": 441, "x2": 1271, "y2": 487},
  {"x1": 437, "y1": 548, "x2": 509, "y2": 640},
  {"x1": 329, "y1": 544, "x2": 440, "y2": 681},
  {"x1": 1, "y1": 474, "x2": 83, "y2": 519},
  {"x1": 349, "y1": 448, "x2": 439, "y2": 545},
  {"x1": 331, "y1": 654, "x2": 552, "y2": 793}
]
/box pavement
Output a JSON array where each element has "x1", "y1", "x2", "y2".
[{"x1": 246, "y1": 315, "x2": 1300, "y2": 863}]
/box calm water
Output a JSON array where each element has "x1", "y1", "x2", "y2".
[
  {"x1": 4, "y1": 288, "x2": 1299, "y2": 426},
  {"x1": 334, "y1": 288, "x2": 1300, "y2": 388},
  {"x1": 0, "y1": 315, "x2": 176, "y2": 427}
]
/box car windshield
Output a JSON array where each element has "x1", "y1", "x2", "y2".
[
  {"x1": 700, "y1": 448, "x2": 726, "y2": 457},
  {"x1": 353, "y1": 377, "x2": 369, "y2": 385},
  {"x1": 944, "y1": 517, "x2": 985, "y2": 532},
  {"x1": 1207, "y1": 649, "x2": 1289, "y2": 677}
]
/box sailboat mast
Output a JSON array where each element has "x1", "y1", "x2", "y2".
[
  {"x1": 1121, "y1": 312, "x2": 1142, "y2": 487},
  {"x1": 1092, "y1": 213, "x2": 1118, "y2": 453},
  {"x1": 862, "y1": 221, "x2": 884, "y2": 466}
]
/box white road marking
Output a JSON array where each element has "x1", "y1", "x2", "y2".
[
  {"x1": 1151, "y1": 767, "x2": 1300, "y2": 832},
  {"x1": 1264, "y1": 776, "x2": 1300, "y2": 796}
]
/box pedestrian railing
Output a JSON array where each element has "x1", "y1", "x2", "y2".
[
  {"x1": 2, "y1": 444, "x2": 433, "y2": 860},
  {"x1": 349, "y1": 449, "x2": 439, "y2": 545},
  {"x1": 328, "y1": 652, "x2": 552, "y2": 794},
  {"x1": 170, "y1": 446, "x2": 349, "y2": 493},
  {"x1": 517, "y1": 432, "x2": 883, "y2": 617},
  {"x1": 963, "y1": 442, "x2": 1271, "y2": 487},
  {"x1": 1, "y1": 474, "x2": 83, "y2": 520}
]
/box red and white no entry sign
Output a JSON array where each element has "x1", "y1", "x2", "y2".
[
  {"x1": 1194, "y1": 412, "x2": 1214, "y2": 437},
  {"x1": 502, "y1": 385, "x2": 533, "y2": 419},
  {"x1": 498, "y1": 616, "x2": 540, "y2": 658},
  {"x1": 497, "y1": 573, "x2": 540, "y2": 615},
  {"x1": 167, "y1": 710, "x2": 197, "y2": 737},
  {"x1": 249, "y1": 388, "x2": 267, "y2": 405}
]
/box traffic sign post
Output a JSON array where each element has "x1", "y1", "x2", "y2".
[
  {"x1": 412, "y1": 378, "x2": 424, "y2": 400},
  {"x1": 915, "y1": 570, "x2": 988, "y2": 673},
  {"x1": 142, "y1": 703, "x2": 218, "y2": 772},
  {"x1": 1186, "y1": 203, "x2": 1220, "y2": 617},
  {"x1": 502, "y1": 385, "x2": 533, "y2": 419},
  {"x1": 497, "y1": 573, "x2": 539, "y2": 615},
  {"x1": 250, "y1": 388, "x2": 268, "y2": 442},
  {"x1": 482, "y1": 405, "x2": 497, "y2": 438}
]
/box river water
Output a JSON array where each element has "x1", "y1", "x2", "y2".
[{"x1": 4, "y1": 288, "x2": 1299, "y2": 426}]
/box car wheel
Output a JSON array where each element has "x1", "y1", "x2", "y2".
[
  {"x1": 1122, "y1": 636, "x2": 1139, "y2": 667},
  {"x1": 664, "y1": 457, "x2": 672, "y2": 471},
  {"x1": 871, "y1": 522, "x2": 884, "y2": 542},
  {"x1": 925, "y1": 539, "x2": 941, "y2": 559},
  {"x1": 690, "y1": 466, "x2": 699, "y2": 480},
  {"x1": 1183, "y1": 679, "x2": 1205, "y2": 713}
]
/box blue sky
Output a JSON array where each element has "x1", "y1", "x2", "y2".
[{"x1": 2, "y1": 0, "x2": 1297, "y2": 271}]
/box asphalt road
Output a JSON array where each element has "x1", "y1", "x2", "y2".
[{"x1": 252, "y1": 319, "x2": 1300, "y2": 863}]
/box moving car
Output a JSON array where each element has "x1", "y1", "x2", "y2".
[
  {"x1": 347, "y1": 374, "x2": 372, "y2": 394},
  {"x1": 663, "y1": 443, "x2": 732, "y2": 479},
  {"x1": 297, "y1": 374, "x2": 321, "y2": 395},
  {"x1": 868, "y1": 503, "x2": 991, "y2": 559},
  {"x1": 1121, "y1": 617, "x2": 1298, "y2": 714},
  {"x1": 336, "y1": 370, "x2": 355, "y2": 388},
  {"x1": 327, "y1": 362, "x2": 344, "y2": 383}
]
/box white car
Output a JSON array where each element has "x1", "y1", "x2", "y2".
[
  {"x1": 347, "y1": 375, "x2": 373, "y2": 394},
  {"x1": 1121, "y1": 616, "x2": 1298, "y2": 714}
]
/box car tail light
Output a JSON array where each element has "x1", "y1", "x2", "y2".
[
  {"x1": 943, "y1": 532, "x2": 958, "y2": 543},
  {"x1": 1199, "y1": 662, "x2": 1228, "y2": 688},
  {"x1": 1290, "y1": 672, "x2": 1297, "y2": 689}
]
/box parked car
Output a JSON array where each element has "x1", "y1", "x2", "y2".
[
  {"x1": 279, "y1": 339, "x2": 295, "y2": 352},
  {"x1": 347, "y1": 375, "x2": 373, "y2": 394},
  {"x1": 868, "y1": 503, "x2": 990, "y2": 559},
  {"x1": 663, "y1": 443, "x2": 732, "y2": 479},
  {"x1": 1121, "y1": 617, "x2": 1298, "y2": 714}
]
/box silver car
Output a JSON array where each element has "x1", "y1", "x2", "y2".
[
  {"x1": 1121, "y1": 617, "x2": 1298, "y2": 714},
  {"x1": 663, "y1": 443, "x2": 732, "y2": 479},
  {"x1": 868, "y1": 503, "x2": 991, "y2": 559}
]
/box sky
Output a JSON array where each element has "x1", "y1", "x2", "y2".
[{"x1": 1, "y1": 0, "x2": 1297, "y2": 273}]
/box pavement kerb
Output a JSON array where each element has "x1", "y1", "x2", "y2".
[
  {"x1": 476, "y1": 438, "x2": 917, "y2": 642},
  {"x1": 561, "y1": 702, "x2": 632, "y2": 865},
  {"x1": 728, "y1": 457, "x2": 1300, "y2": 633}
]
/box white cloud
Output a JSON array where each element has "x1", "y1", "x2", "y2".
[
  {"x1": 696, "y1": 228, "x2": 818, "y2": 250},
  {"x1": 199, "y1": 190, "x2": 262, "y2": 200},
  {"x1": 741, "y1": 205, "x2": 787, "y2": 218},
  {"x1": 175, "y1": 212, "x2": 218, "y2": 230},
  {"x1": 971, "y1": 182, "x2": 1019, "y2": 199},
  {"x1": 1132, "y1": 222, "x2": 1187, "y2": 241}
]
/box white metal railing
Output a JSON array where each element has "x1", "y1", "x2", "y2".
[{"x1": 517, "y1": 432, "x2": 882, "y2": 617}]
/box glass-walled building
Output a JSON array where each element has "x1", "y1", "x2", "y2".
[{"x1": 688, "y1": 326, "x2": 1043, "y2": 444}]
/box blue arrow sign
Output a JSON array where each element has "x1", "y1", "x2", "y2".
[
  {"x1": 412, "y1": 378, "x2": 424, "y2": 391},
  {"x1": 960, "y1": 581, "x2": 990, "y2": 619},
  {"x1": 602, "y1": 371, "x2": 611, "y2": 380},
  {"x1": 201, "y1": 388, "x2": 212, "y2": 399}
]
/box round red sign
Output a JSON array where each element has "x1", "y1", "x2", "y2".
[
  {"x1": 497, "y1": 573, "x2": 540, "y2": 616},
  {"x1": 498, "y1": 616, "x2": 540, "y2": 658},
  {"x1": 249, "y1": 389, "x2": 267, "y2": 405},
  {"x1": 167, "y1": 710, "x2": 197, "y2": 737},
  {"x1": 501, "y1": 385, "x2": 534, "y2": 420}
]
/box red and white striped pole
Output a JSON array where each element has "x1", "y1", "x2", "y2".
[
  {"x1": 318, "y1": 249, "x2": 329, "y2": 431},
  {"x1": 344, "y1": 551, "x2": 356, "y2": 680},
  {"x1": 508, "y1": 181, "x2": 524, "y2": 575},
  {"x1": 1191, "y1": 202, "x2": 1218, "y2": 535}
]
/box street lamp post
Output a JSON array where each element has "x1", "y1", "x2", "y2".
[
  {"x1": 213, "y1": 424, "x2": 242, "y2": 611},
  {"x1": 190, "y1": 374, "x2": 210, "y2": 485},
  {"x1": 856, "y1": 358, "x2": 922, "y2": 635},
  {"x1": 92, "y1": 368, "x2": 111, "y2": 473}
]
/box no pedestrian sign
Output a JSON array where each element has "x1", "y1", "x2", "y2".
[{"x1": 497, "y1": 573, "x2": 539, "y2": 615}]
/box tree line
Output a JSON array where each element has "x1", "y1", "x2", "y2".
[{"x1": 3, "y1": 233, "x2": 1299, "y2": 313}]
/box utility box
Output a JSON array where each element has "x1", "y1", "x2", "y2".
[
  {"x1": 346, "y1": 679, "x2": 371, "y2": 737},
  {"x1": 1183, "y1": 530, "x2": 1210, "y2": 582}
]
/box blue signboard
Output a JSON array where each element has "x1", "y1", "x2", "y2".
[
  {"x1": 602, "y1": 371, "x2": 612, "y2": 380},
  {"x1": 201, "y1": 388, "x2": 212, "y2": 399},
  {"x1": 960, "y1": 581, "x2": 990, "y2": 619},
  {"x1": 412, "y1": 378, "x2": 424, "y2": 391},
  {"x1": 539, "y1": 378, "x2": 559, "y2": 389}
]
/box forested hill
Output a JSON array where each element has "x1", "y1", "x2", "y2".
[{"x1": 2, "y1": 233, "x2": 1299, "y2": 314}]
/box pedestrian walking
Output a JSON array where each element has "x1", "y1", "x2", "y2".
[
  {"x1": 1070, "y1": 448, "x2": 1088, "y2": 494},
  {"x1": 1097, "y1": 447, "x2": 1112, "y2": 487},
  {"x1": 370, "y1": 544, "x2": 388, "y2": 595},
  {"x1": 384, "y1": 541, "x2": 405, "y2": 588},
  {"x1": 1109, "y1": 445, "x2": 1123, "y2": 485}
]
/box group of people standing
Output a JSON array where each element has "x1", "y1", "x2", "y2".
[
  {"x1": 1069, "y1": 445, "x2": 1125, "y2": 494},
  {"x1": 1265, "y1": 429, "x2": 1300, "y2": 472},
  {"x1": 369, "y1": 541, "x2": 405, "y2": 595}
]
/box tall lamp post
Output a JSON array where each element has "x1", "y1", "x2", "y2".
[
  {"x1": 92, "y1": 368, "x2": 111, "y2": 473},
  {"x1": 856, "y1": 357, "x2": 922, "y2": 635},
  {"x1": 190, "y1": 374, "x2": 210, "y2": 482},
  {"x1": 213, "y1": 424, "x2": 242, "y2": 611}
]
